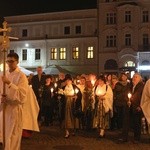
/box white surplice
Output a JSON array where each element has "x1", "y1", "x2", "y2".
[
  {"x1": 141, "y1": 79, "x2": 150, "y2": 124},
  {"x1": 22, "y1": 85, "x2": 39, "y2": 132},
  {"x1": 0, "y1": 67, "x2": 28, "y2": 150}
]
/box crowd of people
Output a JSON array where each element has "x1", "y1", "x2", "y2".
[
  {"x1": 0, "y1": 52, "x2": 150, "y2": 150},
  {"x1": 30, "y1": 66, "x2": 150, "y2": 143}
]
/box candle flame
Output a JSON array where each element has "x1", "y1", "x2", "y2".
[
  {"x1": 75, "y1": 88, "x2": 79, "y2": 94},
  {"x1": 91, "y1": 80, "x2": 95, "y2": 86},
  {"x1": 128, "y1": 93, "x2": 132, "y2": 99},
  {"x1": 51, "y1": 88, "x2": 54, "y2": 93},
  {"x1": 54, "y1": 83, "x2": 57, "y2": 88}
]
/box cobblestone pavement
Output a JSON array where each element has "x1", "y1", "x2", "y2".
[{"x1": 0, "y1": 125, "x2": 150, "y2": 150}]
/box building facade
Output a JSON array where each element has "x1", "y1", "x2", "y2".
[
  {"x1": 98, "y1": 0, "x2": 150, "y2": 77},
  {"x1": 1, "y1": 0, "x2": 150, "y2": 77}
]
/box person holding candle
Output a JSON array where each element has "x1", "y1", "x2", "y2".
[
  {"x1": 62, "y1": 75, "x2": 82, "y2": 138},
  {"x1": 93, "y1": 74, "x2": 113, "y2": 138},
  {"x1": 119, "y1": 73, "x2": 144, "y2": 143},
  {"x1": 42, "y1": 75, "x2": 54, "y2": 126}
]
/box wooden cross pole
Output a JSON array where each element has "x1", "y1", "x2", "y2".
[{"x1": 0, "y1": 20, "x2": 11, "y2": 149}]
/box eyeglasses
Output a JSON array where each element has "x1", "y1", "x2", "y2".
[{"x1": 6, "y1": 60, "x2": 17, "y2": 63}]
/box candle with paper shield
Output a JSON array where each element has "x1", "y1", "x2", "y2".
[{"x1": 97, "y1": 90, "x2": 103, "y2": 96}]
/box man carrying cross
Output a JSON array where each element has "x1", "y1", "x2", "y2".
[{"x1": 0, "y1": 52, "x2": 28, "y2": 150}]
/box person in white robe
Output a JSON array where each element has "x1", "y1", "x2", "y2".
[
  {"x1": 141, "y1": 79, "x2": 150, "y2": 134},
  {"x1": 0, "y1": 53, "x2": 28, "y2": 150},
  {"x1": 22, "y1": 85, "x2": 40, "y2": 136}
]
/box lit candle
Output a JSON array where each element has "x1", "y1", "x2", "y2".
[
  {"x1": 91, "y1": 80, "x2": 95, "y2": 86},
  {"x1": 54, "y1": 83, "x2": 57, "y2": 88},
  {"x1": 76, "y1": 79, "x2": 80, "y2": 84},
  {"x1": 127, "y1": 92, "x2": 132, "y2": 107},
  {"x1": 51, "y1": 88, "x2": 54, "y2": 93},
  {"x1": 75, "y1": 88, "x2": 79, "y2": 95},
  {"x1": 128, "y1": 93, "x2": 132, "y2": 99}
]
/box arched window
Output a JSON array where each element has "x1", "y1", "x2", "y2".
[
  {"x1": 124, "y1": 61, "x2": 135, "y2": 67},
  {"x1": 141, "y1": 60, "x2": 150, "y2": 65},
  {"x1": 104, "y1": 59, "x2": 118, "y2": 70}
]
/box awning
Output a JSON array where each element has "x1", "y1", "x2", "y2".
[
  {"x1": 43, "y1": 65, "x2": 76, "y2": 75},
  {"x1": 19, "y1": 66, "x2": 34, "y2": 76}
]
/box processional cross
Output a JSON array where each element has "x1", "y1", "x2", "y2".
[{"x1": 0, "y1": 21, "x2": 18, "y2": 149}]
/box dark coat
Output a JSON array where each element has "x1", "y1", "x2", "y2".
[
  {"x1": 42, "y1": 83, "x2": 54, "y2": 106},
  {"x1": 31, "y1": 74, "x2": 46, "y2": 100},
  {"x1": 130, "y1": 81, "x2": 144, "y2": 113}
]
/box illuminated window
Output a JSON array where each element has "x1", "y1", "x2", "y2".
[
  {"x1": 124, "y1": 61, "x2": 135, "y2": 67},
  {"x1": 35, "y1": 49, "x2": 41, "y2": 60},
  {"x1": 51, "y1": 48, "x2": 57, "y2": 60},
  {"x1": 22, "y1": 49, "x2": 27, "y2": 60},
  {"x1": 87, "y1": 46, "x2": 94, "y2": 59},
  {"x1": 59, "y1": 48, "x2": 66, "y2": 60},
  {"x1": 72, "y1": 47, "x2": 79, "y2": 59},
  {"x1": 125, "y1": 11, "x2": 131, "y2": 23}
]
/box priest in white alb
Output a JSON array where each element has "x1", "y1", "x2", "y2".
[{"x1": 0, "y1": 53, "x2": 28, "y2": 150}]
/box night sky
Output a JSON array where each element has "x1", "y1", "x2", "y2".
[{"x1": 0, "y1": 0, "x2": 97, "y2": 17}]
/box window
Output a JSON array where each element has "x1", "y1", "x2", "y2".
[
  {"x1": 64, "y1": 26, "x2": 70, "y2": 35},
  {"x1": 72, "y1": 47, "x2": 79, "y2": 59},
  {"x1": 51, "y1": 48, "x2": 57, "y2": 60},
  {"x1": 9, "y1": 50, "x2": 14, "y2": 53},
  {"x1": 125, "y1": 34, "x2": 131, "y2": 46},
  {"x1": 35, "y1": 49, "x2": 41, "y2": 60},
  {"x1": 22, "y1": 29, "x2": 28, "y2": 37},
  {"x1": 87, "y1": 46, "x2": 94, "y2": 59},
  {"x1": 125, "y1": 11, "x2": 131, "y2": 23},
  {"x1": 142, "y1": 34, "x2": 149, "y2": 50},
  {"x1": 59, "y1": 48, "x2": 66, "y2": 60},
  {"x1": 106, "y1": 35, "x2": 116, "y2": 47},
  {"x1": 125, "y1": 61, "x2": 135, "y2": 67},
  {"x1": 143, "y1": 34, "x2": 149, "y2": 46},
  {"x1": 75, "y1": 26, "x2": 81, "y2": 34},
  {"x1": 143, "y1": 11, "x2": 149, "y2": 23},
  {"x1": 22, "y1": 49, "x2": 27, "y2": 60},
  {"x1": 106, "y1": 13, "x2": 116, "y2": 24}
]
